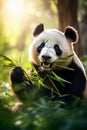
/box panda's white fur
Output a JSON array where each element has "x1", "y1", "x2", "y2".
[
  {"x1": 29, "y1": 23, "x2": 87, "y2": 100},
  {"x1": 29, "y1": 29, "x2": 73, "y2": 70},
  {"x1": 73, "y1": 52, "x2": 86, "y2": 75},
  {"x1": 29, "y1": 26, "x2": 85, "y2": 73}
]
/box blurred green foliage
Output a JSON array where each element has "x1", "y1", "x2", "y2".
[
  {"x1": 81, "y1": 55, "x2": 87, "y2": 74},
  {"x1": 0, "y1": 50, "x2": 87, "y2": 130},
  {"x1": 0, "y1": 97, "x2": 87, "y2": 130}
]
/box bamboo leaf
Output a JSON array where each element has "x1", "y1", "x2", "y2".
[
  {"x1": 56, "y1": 65, "x2": 74, "y2": 71},
  {"x1": 48, "y1": 77, "x2": 61, "y2": 96},
  {"x1": 49, "y1": 75, "x2": 65, "y2": 87},
  {"x1": 0, "y1": 53, "x2": 21, "y2": 67},
  {"x1": 0, "y1": 53, "x2": 14, "y2": 62},
  {"x1": 51, "y1": 71, "x2": 71, "y2": 85},
  {"x1": 0, "y1": 53, "x2": 16, "y2": 67},
  {"x1": 56, "y1": 54, "x2": 74, "y2": 63}
]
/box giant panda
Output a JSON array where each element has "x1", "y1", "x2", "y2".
[{"x1": 10, "y1": 23, "x2": 87, "y2": 102}]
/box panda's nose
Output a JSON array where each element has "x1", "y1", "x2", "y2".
[{"x1": 42, "y1": 55, "x2": 51, "y2": 60}]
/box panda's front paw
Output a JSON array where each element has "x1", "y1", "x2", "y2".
[
  {"x1": 10, "y1": 66, "x2": 25, "y2": 83},
  {"x1": 10, "y1": 66, "x2": 35, "y2": 102}
]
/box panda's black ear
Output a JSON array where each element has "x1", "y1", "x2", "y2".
[
  {"x1": 64, "y1": 26, "x2": 79, "y2": 43},
  {"x1": 33, "y1": 23, "x2": 44, "y2": 37}
]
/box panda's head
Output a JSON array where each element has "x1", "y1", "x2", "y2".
[{"x1": 29, "y1": 23, "x2": 78, "y2": 71}]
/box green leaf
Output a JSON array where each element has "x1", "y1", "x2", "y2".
[
  {"x1": 0, "y1": 53, "x2": 17, "y2": 67},
  {"x1": 49, "y1": 75, "x2": 65, "y2": 87},
  {"x1": 48, "y1": 77, "x2": 61, "y2": 96},
  {"x1": 0, "y1": 53, "x2": 14, "y2": 62},
  {"x1": 56, "y1": 65, "x2": 74, "y2": 71},
  {"x1": 50, "y1": 71, "x2": 71, "y2": 86},
  {"x1": 56, "y1": 54, "x2": 74, "y2": 63}
]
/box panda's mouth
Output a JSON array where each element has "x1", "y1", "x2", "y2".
[{"x1": 41, "y1": 62, "x2": 53, "y2": 70}]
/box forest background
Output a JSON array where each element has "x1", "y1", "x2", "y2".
[{"x1": 0, "y1": 0, "x2": 87, "y2": 130}]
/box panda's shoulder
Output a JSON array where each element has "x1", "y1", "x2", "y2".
[{"x1": 73, "y1": 52, "x2": 86, "y2": 75}]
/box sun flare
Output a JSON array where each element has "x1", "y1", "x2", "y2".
[{"x1": 1, "y1": 0, "x2": 35, "y2": 45}]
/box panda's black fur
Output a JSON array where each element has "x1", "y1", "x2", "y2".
[
  {"x1": 10, "y1": 23, "x2": 87, "y2": 103},
  {"x1": 36, "y1": 60, "x2": 86, "y2": 96}
]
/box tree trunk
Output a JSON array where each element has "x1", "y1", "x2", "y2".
[{"x1": 55, "y1": 0, "x2": 83, "y2": 56}]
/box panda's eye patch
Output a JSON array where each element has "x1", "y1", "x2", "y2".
[
  {"x1": 54, "y1": 44, "x2": 62, "y2": 56},
  {"x1": 37, "y1": 42, "x2": 45, "y2": 53}
]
